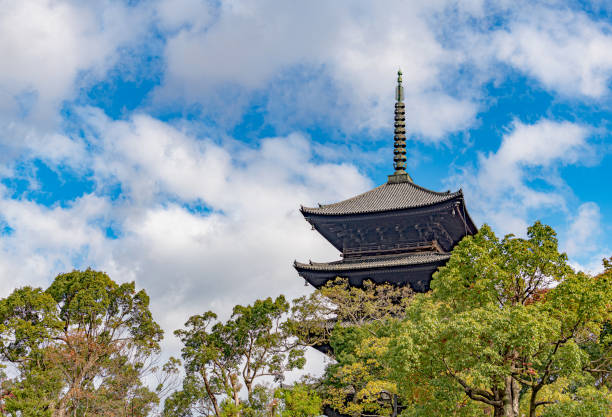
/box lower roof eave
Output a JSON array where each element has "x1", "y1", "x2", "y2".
[
  {"x1": 293, "y1": 253, "x2": 451, "y2": 272},
  {"x1": 293, "y1": 253, "x2": 452, "y2": 291}
]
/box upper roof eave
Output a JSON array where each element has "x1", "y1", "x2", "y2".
[{"x1": 301, "y1": 181, "x2": 464, "y2": 216}]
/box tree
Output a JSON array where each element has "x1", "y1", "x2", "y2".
[
  {"x1": 165, "y1": 296, "x2": 306, "y2": 417},
  {"x1": 288, "y1": 279, "x2": 413, "y2": 416},
  {"x1": 386, "y1": 222, "x2": 612, "y2": 417},
  {"x1": 288, "y1": 278, "x2": 413, "y2": 357},
  {"x1": 0, "y1": 268, "x2": 164, "y2": 417},
  {"x1": 581, "y1": 262, "x2": 612, "y2": 391},
  {"x1": 322, "y1": 320, "x2": 401, "y2": 417}
]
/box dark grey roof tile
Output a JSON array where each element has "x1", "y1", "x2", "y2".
[
  {"x1": 301, "y1": 181, "x2": 461, "y2": 216},
  {"x1": 294, "y1": 252, "x2": 451, "y2": 271}
]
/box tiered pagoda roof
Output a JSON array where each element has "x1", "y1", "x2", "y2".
[
  {"x1": 294, "y1": 70, "x2": 477, "y2": 292},
  {"x1": 300, "y1": 180, "x2": 462, "y2": 215},
  {"x1": 296, "y1": 252, "x2": 451, "y2": 271}
]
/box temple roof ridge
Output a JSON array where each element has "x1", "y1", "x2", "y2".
[{"x1": 301, "y1": 180, "x2": 463, "y2": 216}]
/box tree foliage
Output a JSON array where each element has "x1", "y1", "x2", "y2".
[
  {"x1": 288, "y1": 278, "x2": 413, "y2": 416},
  {"x1": 165, "y1": 296, "x2": 307, "y2": 417},
  {"x1": 274, "y1": 383, "x2": 322, "y2": 417},
  {"x1": 0, "y1": 269, "x2": 165, "y2": 417},
  {"x1": 386, "y1": 222, "x2": 612, "y2": 417},
  {"x1": 288, "y1": 278, "x2": 413, "y2": 356},
  {"x1": 322, "y1": 321, "x2": 400, "y2": 416}
]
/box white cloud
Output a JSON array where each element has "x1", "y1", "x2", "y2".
[
  {"x1": 156, "y1": 0, "x2": 481, "y2": 139},
  {"x1": 0, "y1": 110, "x2": 372, "y2": 367},
  {"x1": 154, "y1": 0, "x2": 215, "y2": 32},
  {"x1": 0, "y1": 0, "x2": 149, "y2": 124},
  {"x1": 0, "y1": 122, "x2": 87, "y2": 175},
  {"x1": 564, "y1": 202, "x2": 603, "y2": 257},
  {"x1": 565, "y1": 203, "x2": 609, "y2": 275},
  {"x1": 151, "y1": 1, "x2": 612, "y2": 139},
  {"x1": 454, "y1": 119, "x2": 593, "y2": 235},
  {"x1": 569, "y1": 254, "x2": 608, "y2": 276},
  {"x1": 562, "y1": 201, "x2": 609, "y2": 277},
  {"x1": 0, "y1": 190, "x2": 113, "y2": 294},
  {"x1": 479, "y1": 119, "x2": 590, "y2": 192},
  {"x1": 1, "y1": 1, "x2": 612, "y2": 144},
  {"x1": 3, "y1": 1, "x2": 612, "y2": 146},
  {"x1": 0, "y1": 1, "x2": 156, "y2": 178},
  {"x1": 493, "y1": 7, "x2": 612, "y2": 98}
]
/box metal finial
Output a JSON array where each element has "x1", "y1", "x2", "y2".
[{"x1": 396, "y1": 69, "x2": 404, "y2": 102}]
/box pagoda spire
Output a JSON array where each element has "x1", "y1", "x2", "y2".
[{"x1": 389, "y1": 69, "x2": 412, "y2": 183}]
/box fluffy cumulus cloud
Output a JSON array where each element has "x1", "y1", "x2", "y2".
[
  {"x1": 493, "y1": 7, "x2": 612, "y2": 98},
  {"x1": 565, "y1": 202, "x2": 602, "y2": 257},
  {"x1": 0, "y1": 0, "x2": 153, "y2": 177},
  {"x1": 0, "y1": 191, "x2": 112, "y2": 292},
  {"x1": 453, "y1": 119, "x2": 594, "y2": 235},
  {"x1": 563, "y1": 202, "x2": 610, "y2": 274},
  {"x1": 0, "y1": 0, "x2": 150, "y2": 123},
  {"x1": 0, "y1": 109, "x2": 372, "y2": 354},
  {"x1": 0, "y1": 123, "x2": 87, "y2": 177},
  {"x1": 156, "y1": 0, "x2": 484, "y2": 139},
  {"x1": 152, "y1": 1, "x2": 612, "y2": 138}
]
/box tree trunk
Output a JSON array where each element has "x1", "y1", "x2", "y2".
[
  {"x1": 201, "y1": 370, "x2": 221, "y2": 417},
  {"x1": 391, "y1": 394, "x2": 398, "y2": 417},
  {"x1": 230, "y1": 373, "x2": 242, "y2": 417},
  {"x1": 511, "y1": 377, "x2": 520, "y2": 416},
  {"x1": 528, "y1": 385, "x2": 542, "y2": 417},
  {"x1": 493, "y1": 378, "x2": 520, "y2": 417},
  {"x1": 53, "y1": 400, "x2": 66, "y2": 417},
  {"x1": 502, "y1": 377, "x2": 520, "y2": 417},
  {"x1": 53, "y1": 383, "x2": 79, "y2": 417}
]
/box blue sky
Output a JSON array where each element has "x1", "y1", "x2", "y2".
[{"x1": 0, "y1": 0, "x2": 611, "y2": 354}]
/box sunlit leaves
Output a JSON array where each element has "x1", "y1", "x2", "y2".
[
  {"x1": 386, "y1": 222, "x2": 612, "y2": 417},
  {"x1": 168, "y1": 296, "x2": 306, "y2": 417},
  {"x1": 0, "y1": 268, "x2": 164, "y2": 416}
]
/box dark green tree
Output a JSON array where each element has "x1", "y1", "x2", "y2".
[
  {"x1": 386, "y1": 223, "x2": 612, "y2": 417},
  {"x1": 288, "y1": 278, "x2": 414, "y2": 416},
  {"x1": 0, "y1": 269, "x2": 164, "y2": 417},
  {"x1": 165, "y1": 296, "x2": 306, "y2": 417},
  {"x1": 288, "y1": 278, "x2": 413, "y2": 355}
]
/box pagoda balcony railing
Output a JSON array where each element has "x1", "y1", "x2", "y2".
[{"x1": 342, "y1": 240, "x2": 444, "y2": 259}]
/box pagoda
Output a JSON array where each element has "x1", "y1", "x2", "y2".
[{"x1": 294, "y1": 70, "x2": 477, "y2": 292}]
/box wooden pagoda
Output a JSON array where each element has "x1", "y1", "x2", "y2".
[{"x1": 294, "y1": 70, "x2": 477, "y2": 292}]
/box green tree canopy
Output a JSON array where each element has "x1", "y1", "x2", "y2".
[
  {"x1": 386, "y1": 222, "x2": 612, "y2": 417},
  {"x1": 0, "y1": 268, "x2": 164, "y2": 417},
  {"x1": 288, "y1": 278, "x2": 414, "y2": 416},
  {"x1": 165, "y1": 296, "x2": 307, "y2": 417},
  {"x1": 288, "y1": 278, "x2": 413, "y2": 357}
]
